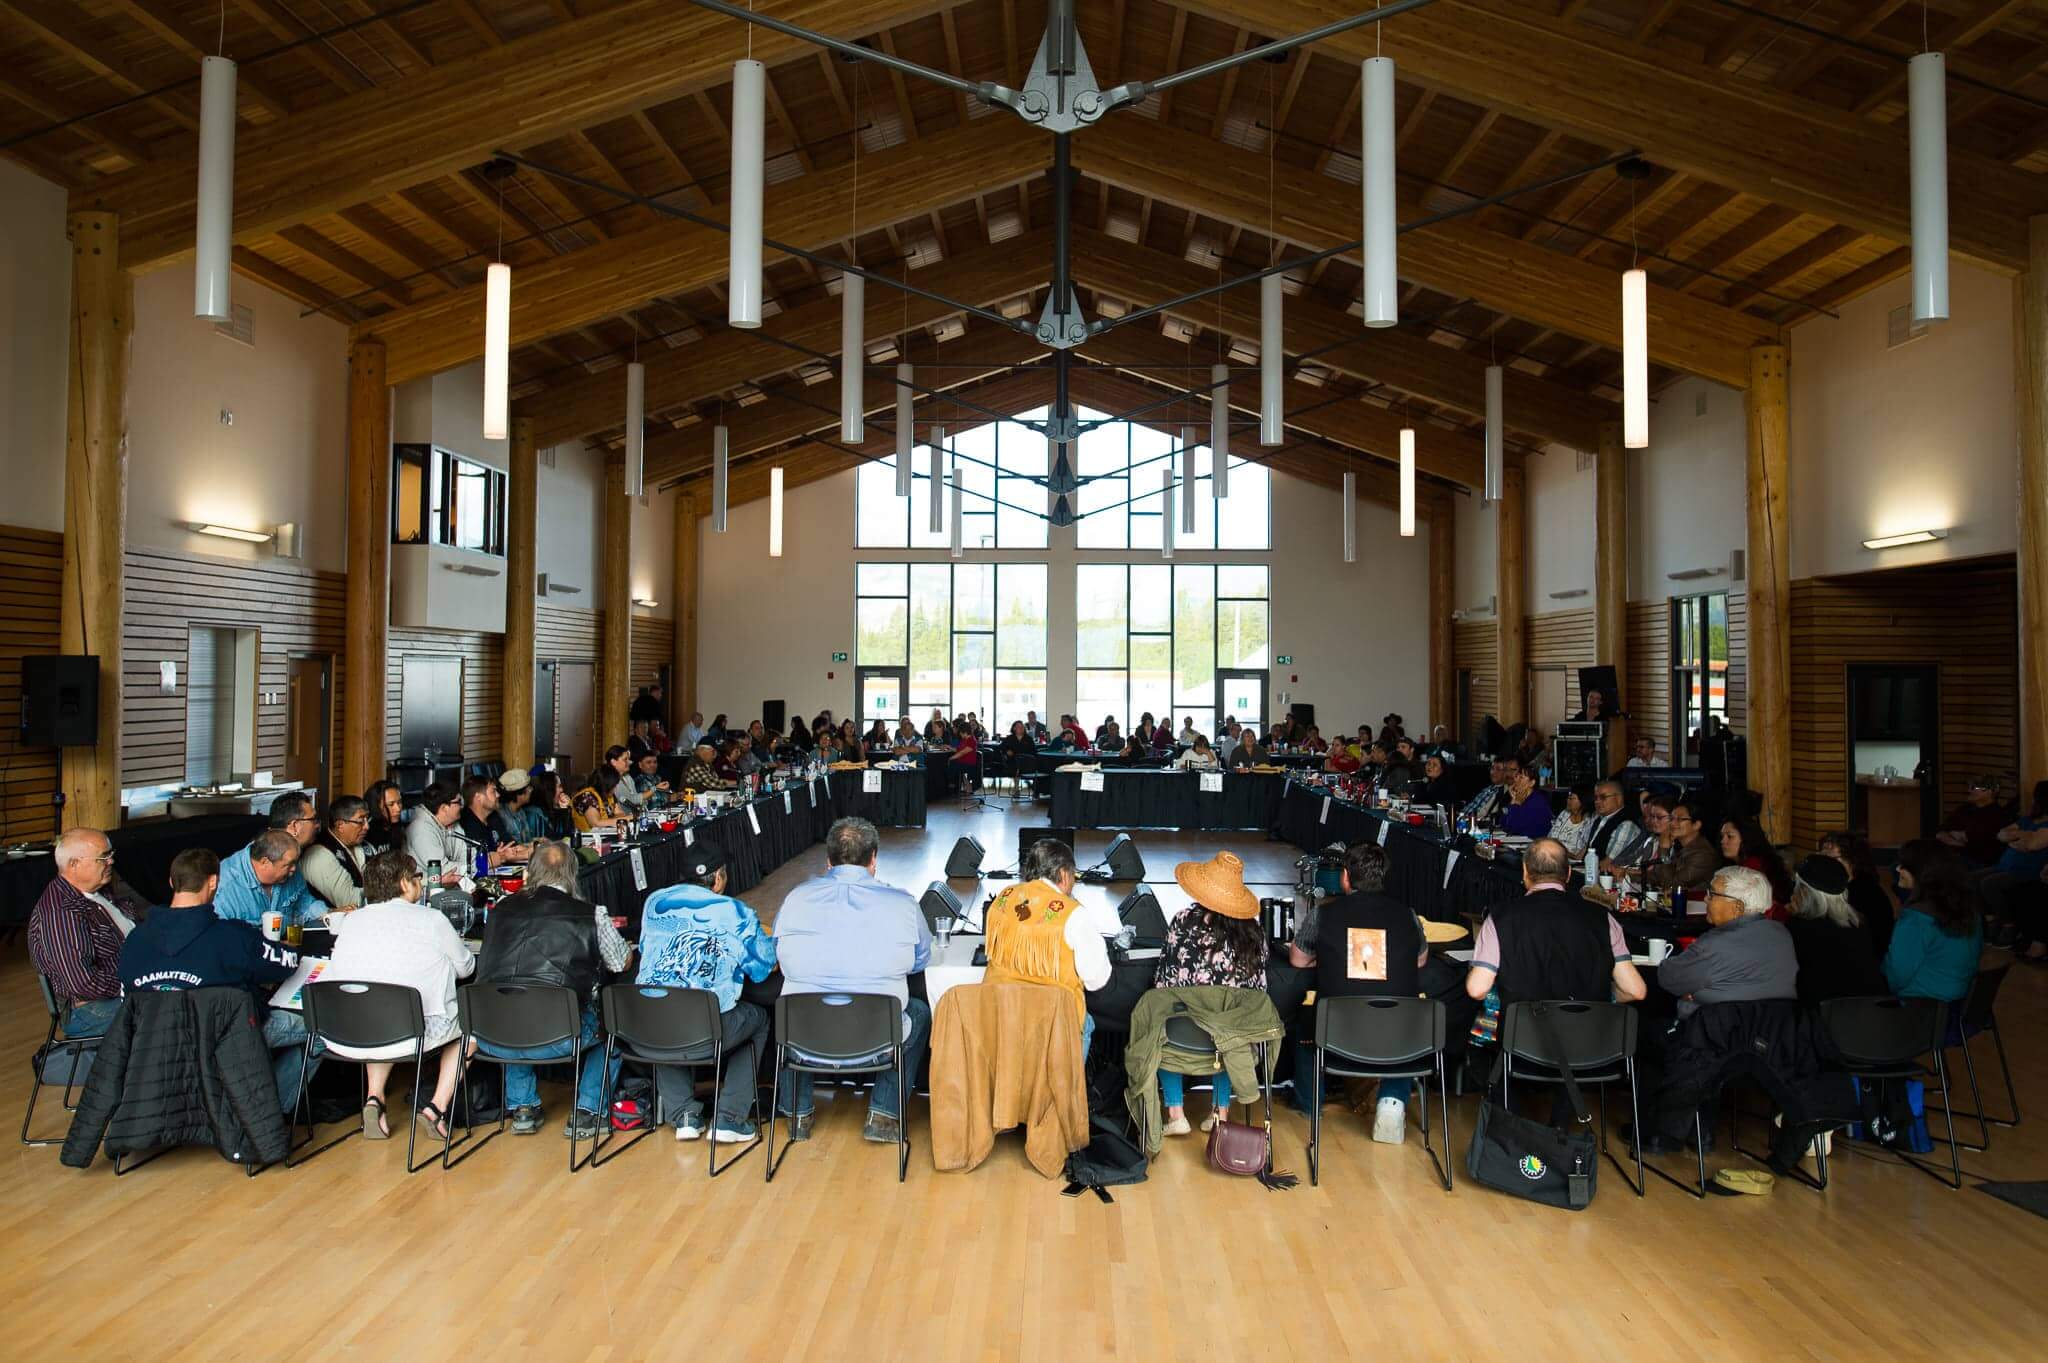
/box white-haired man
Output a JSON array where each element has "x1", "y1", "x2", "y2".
[
  {"x1": 1656, "y1": 865, "x2": 1798, "y2": 1021},
  {"x1": 28, "y1": 828, "x2": 144, "y2": 1038}
]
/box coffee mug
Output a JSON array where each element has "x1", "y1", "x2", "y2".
[
  {"x1": 1598, "y1": 874, "x2": 1615, "y2": 891},
  {"x1": 1647, "y1": 938, "x2": 1672, "y2": 965}
]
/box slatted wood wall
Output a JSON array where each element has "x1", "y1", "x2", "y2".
[
  {"x1": 0, "y1": 526, "x2": 63, "y2": 841},
  {"x1": 1627, "y1": 599, "x2": 1672, "y2": 758},
  {"x1": 121, "y1": 546, "x2": 348, "y2": 789},
  {"x1": 1453, "y1": 618, "x2": 1497, "y2": 741},
  {"x1": 384, "y1": 627, "x2": 501, "y2": 764},
  {"x1": 630, "y1": 615, "x2": 673, "y2": 696},
  {"x1": 1528, "y1": 608, "x2": 1596, "y2": 716},
  {"x1": 1788, "y1": 564, "x2": 2017, "y2": 852}
]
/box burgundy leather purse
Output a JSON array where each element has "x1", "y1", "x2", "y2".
[{"x1": 1206, "y1": 1113, "x2": 1270, "y2": 1177}]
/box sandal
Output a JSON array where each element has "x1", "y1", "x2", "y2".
[
  {"x1": 415, "y1": 1101, "x2": 452, "y2": 1142},
  {"x1": 362, "y1": 1096, "x2": 390, "y2": 1141}
]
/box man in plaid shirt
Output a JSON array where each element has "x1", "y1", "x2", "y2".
[{"x1": 27, "y1": 828, "x2": 145, "y2": 1038}]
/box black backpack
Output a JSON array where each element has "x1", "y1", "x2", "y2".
[{"x1": 1063, "y1": 1030, "x2": 1148, "y2": 1196}]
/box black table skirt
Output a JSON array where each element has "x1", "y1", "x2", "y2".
[
  {"x1": 829, "y1": 768, "x2": 927, "y2": 828},
  {"x1": 1274, "y1": 780, "x2": 1522, "y2": 925},
  {"x1": 1, "y1": 813, "x2": 269, "y2": 929},
  {"x1": 1047, "y1": 769, "x2": 1286, "y2": 831}
]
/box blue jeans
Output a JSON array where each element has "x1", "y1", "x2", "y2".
[
  {"x1": 777, "y1": 996, "x2": 931, "y2": 1121},
  {"x1": 263, "y1": 1008, "x2": 326, "y2": 1116},
  {"x1": 1081, "y1": 1011, "x2": 1095, "y2": 1061},
  {"x1": 62, "y1": 998, "x2": 122, "y2": 1039},
  {"x1": 1160, "y1": 1067, "x2": 1230, "y2": 1110},
  {"x1": 478, "y1": 1005, "x2": 621, "y2": 1115}
]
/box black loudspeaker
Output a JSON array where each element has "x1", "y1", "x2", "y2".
[
  {"x1": 1116, "y1": 887, "x2": 1169, "y2": 942},
  {"x1": 1702, "y1": 731, "x2": 1748, "y2": 796},
  {"x1": 1289, "y1": 702, "x2": 1316, "y2": 730},
  {"x1": 919, "y1": 880, "x2": 965, "y2": 932},
  {"x1": 19, "y1": 655, "x2": 98, "y2": 747},
  {"x1": 1103, "y1": 833, "x2": 1146, "y2": 882},
  {"x1": 1017, "y1": 825, "x2": 1078, "y2": 867},
  {"x1": 944, "y1": 836, "x2": 985, "y2": 878},
  {"x1": 1576, "y1": 664, "x2": 1622, "y2": 716},
  {"x1": 763, "y1": 700, "x2": 786, "y2": 735}
]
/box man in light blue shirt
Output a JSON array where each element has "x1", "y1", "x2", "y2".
[
  {"x1": 772, "y1": 816, "x2": 931, "y2": 1144},
  {"x1": 213, "y1": 828, "x2": 314, "y2": 928}
]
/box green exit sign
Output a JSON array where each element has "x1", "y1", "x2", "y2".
[
  {"x1": 1276, "y1": 655, "x2": 1293, "y2": 666},
  {"x1": 832, "y1": 652, "x2": 849, "y2": 662}
]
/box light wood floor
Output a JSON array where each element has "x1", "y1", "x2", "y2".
[{"x1": 5, "y1": 800, "x2": 2048, "y2": 1362}]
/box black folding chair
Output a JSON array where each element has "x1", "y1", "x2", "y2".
[
  {"x1": 766, "y1": 993, "x2": 910, "y2": 1183},
  {"x1": 1499, "y1": 1000, "x2": 1686, "y2": 1198},
  {"x1": 1822, "y1": 995, "x2": 1960, "y2": 1188},
  {"x1": 22, "y1": 975, "x2": 104, "y2": 1147},
  {"x1": 452, "y1": 983, "x2": 594, "y2": 1172},
  {"x1": 296, "y1": 981, "x2": 463, "y2": 1174},
  {"x1": 1159, "y1": 1004, "x2": 1277, "y2": 1150},
  {"x1": 1305, "y1": 997, "x2": 1451, "y2": 1190},
  {"x1": 1926, "y1": 963, "x2": 2020, "y2": 1151},
  {"x1": 597, "y1": 984, "x2": 761, "y2": 1175}
]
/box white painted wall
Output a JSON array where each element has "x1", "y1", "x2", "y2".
[
  {"x1": 630, "y1": 485, "x2": 674, "y2": 621},
  {"x1": 694, "y1": 464, "x2": 1432, "y2": 732},
  {"x1": 1526, "y1": 442, "x2": 1594, "y2": 606},
  {"x1": 1454, "y1": 487, "x2": 1497, "y2": 617},
  {"x1": 393, "y1": 360, "x2": 508, "y2": 470},
  {"x1": 126, "y1": 266, "x2": 350, "y2": 571},
  {"x1": 0, "y1": 162, "x2": 68, "y2": 533},
  {"x1": 1632, "y1": 375, "x2": 1747, "y2": 599},
  {"x1": 1788, "y1": 261, "x2": 2016, "y2": 578},
  {"x1": 537, "y1": 442, "x2": 601, "y2": 600}
]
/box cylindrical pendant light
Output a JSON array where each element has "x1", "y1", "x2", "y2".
[
  {"x1": 1909, "y1": 51, "x2": 1949, "y2": 324},
  {"x1": 1260, "y1": 273, "x2": 1284, "y2": 446},
  {"x1": 948, "y1": 468, "x2": 964, "y2": 558},
  {"x1": 482, "y1": 262, "x2": 511, "y2": 440},
  {"x1": 623, "y1": 361, "x2": 645, "y2": 497},
  {"x1": 1210, "y1": 364, "x2": 1231, "y2": 500},
  {"x1": 1181, "y1": 428, "x2": 1198, "y2": 535},
  {"x1": 1360, "y1": 55, "x2": 1398, "y2": 328},
  {"x1": 1621, "y1": 268, "x2": 1649, "y2": 449},
  {"x1": 840, "y1": 272, "x2": 865, "y2": 441},
  {"x1": 194, "y1": 55, "x2": 237, "y2": 321},
  {"x1": 728, "y1": 59, "x2": 766, "y2": 328},
  {"x1": 1342, "y1": 470, "x2": 1357, "y2": 563},
  {"x1": 928, "y1": 426, "x2": 946, "y2": 533},
  {"x1": 711, "y1": 425, "x2": 730, "y2": 532},
  {"x1": 1161, "y1": 468, "x2": 1176, "y2": 560},
  {"x1": 1483, "y1": 363, "x2": 1505, "y2": 503},
  {"x1": 894, "y1": 364, "x2": 914, "y2": 495},
  {"x1": 1398, "y1": 427, "x2": 1416, "y2": 538},
  {"x1": 768, "y1": 465, "x2": 784, "y2": 557}
]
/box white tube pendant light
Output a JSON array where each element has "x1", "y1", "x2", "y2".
[
  {"x1": 482, "y1": 262, "x2": 511, "y2": 440},
  {"x1": 728, "y1": 59, "x2": 766, "y2": 328},
  {"x1": 1342, "y1": 470, "x2": 1357, "y2": 563},
  {"x1": 194, "y1": 55, "x2": 237, "y2": 321},
  {"x1": 929, "y1": 426, "x2": 946, "y2": 533},
  {"x1": 1161, "y1": 468, "x2": 1176, "y2": 560},
  {"x1": 1181, "y1": 429, "x2": 1198, "y2": 535},
  {"x1": 1360, "y1": 55, "x2": 1398, "y2": 328},
  {"x1": 768, "y1": 466, "x2": 784, "y2": 557},
  {"x1": 840, "y1": 272, "x2": 865, "y2": 441},
  {"x1": 1621, "y1": 268, "x2": 1649, "y2": 449},
  {"x1": 623, "y1": 361, "x2": 645, "y2": 497},
  {"x1": 1259, "y1": 273, "x2": 1284, "y2": 446},
  {"x1": 1483, "y1": 364, "x2": 1505, "y2": 503},
  {"x1": 1210, "y1": 364, "x2": 1231, "y2": 500},
  {"x1": 894, "y1": 364, "x2": 914, "y2": 495},
  {"x1": 1909, "y1": 51, "x2": 1949, "y2": 324},
  {"x1": 711, "y1": 425, "x2": 730, "y2": 532},
  {"x1": 948, "y1": 467, "x2": 964, "y2": 558},
  {"x1": 1398, "y1": 427, "x2": 1416, "y2": 538}
]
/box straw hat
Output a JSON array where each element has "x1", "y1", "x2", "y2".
[{"x1": 1174, "y1": 851, "x2": 1260, "y2": 920}]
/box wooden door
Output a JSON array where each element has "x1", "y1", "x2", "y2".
[
  {"x1": 556, "y1": 661, "x2": 596, "y2": 781},
  {"x1": 283, "y1": 655, "x2": 330, "y2": 795}
]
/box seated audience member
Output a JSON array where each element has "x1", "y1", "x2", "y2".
[
  {"x1": 1549, "y1": 784, "x2": 1597, "y2": 856},
  {"x1": 364, "y1": 780, "x2": 407, "y2": 854},
  {"x1": 1131, "y1": 717, "x2": 1157, "y2": 750},
  {"x1": 322, "y1": 851, "x2": 476, "y2": 1140},
  {"x1": 1818, "y1": 830, "x2": 1895, "y2": 959},
  {"x1": 714, "y1": 739, "x2": 747, "y2": 783},
  {"x1": 678, "y1": 740, "x2": 727, "y2": 791},
  {"x1": 1580, "y1": 780, "x2": 1642, "y2": 867},
  {"x1": 474, "y1": 840, "x2": 629, "y2": 1139},
  {"x1": 1298, "y1": 725, "x2": 1327, "y2": 755},
  {"x1": 1227, "y1": 732, "x2": 1267, "y2": 769},
  {"x1": 925, "y1": 709, "x2": 952, "y2": 744},
  {"x1": 1980, "y1": 779, "x2": 2048, "y2": 933},
  {"x1": 635, "y1": 843, "x2": 777, "y2": 1143},
  {"x1": 1412, "y1": 752, "x2": 1455, "y2": 806},
  {"x1": 1605, "y1": 792, "x2": 1675, "y2": 876},
  {"x1": 893, "y1": 717, "x2": 920, "y2": 750},
  {"x1": 1176, "y1": 735, "x2": 1221, "y2": 770},
  {"x1": 515, "y1": 771, "x2": 571, "y2": 843},
  {"x1": 1000, "y1": 720, "x2": 1036, "y2": 768},
  {"x1": 816, "y1": 732, "x2": 844, "y2": 764},
  {"x1": 1287, "y1": 843, "x2": 1430, "y2": 1144},
  {"x1": 1153, "y1": 852, "x2": 1269, "y2": 1136},
  {"x1": 1625, "y1": 736, "x2": 1658, "y2": 769},
  {"x1": 119, "y1": 848, "x2": 319, "y2": 1114},
  {"x1": 1022, "y1": 711, "x2": 1049, "y2": 744},
  {"x1": 1657, "y1": 866, "x2": 1798, "y2": 1020},
  {"x1": 1427, "y1": 725, "x2": 1461, "y2": 760},
  {"x1": 865, "y1": 721, "x2": 893, "y2": 757},
  {"x1": 627, "y1": 719, "x2": 656, "y2": 765},
  {"x1": 705, "y1": 714, "x2": 730, "y2": 742},
  {"x1": 625, "y1": 750, "x2": 673, "y2": 806},
  {"x1": 1324, "y1": 740, "x2": 1363, "y2": 776},
  {"x1": 572, "y1": 767, "x2": 630, "y2": 831},
  {"x1": 1377, "y1": 713, "x2": 1406, "y2": 745},
  {"x1": 406, "y1": 782, "x2": 466, "y2": 870},
  {"x1": 28, "y1": 827, "x2": 144, "y2": 1039},
  {"x1": 745, "y1": 719, "x2": 771, "y2": 758},
  {"x1": 1178, "y1": 717, "x2": 1202, "y2": 747},
  {"x1": 1462, "y1": 756, "x2": 1515, "y2": 824},
  {"x1": 458, "y1": 775, "x2": 530, "y2": 870},
  {"x1": 1785, "y1": 854, "x2": 1887, "y2": 1004},
  {"x1": 949, "y1": 729, "x2": 981, "y2": 787},
  {"x1": 1498, "y1": 764, "x2": 1554, "y2": 839},
  {"x1": 1118, "y1": 731, "x2": 1150, "y2": 762},
  {"x1": 1937, "y1": 776, "x2": 2015, "y2": 867},
  {"x1": 301, "y1": 796, "x2": 373, "y2": 912},
  {"x1": 679, "y1": 711, "x2": 706, "y2": 749},
  {"x1": 1884, "y1": 839, "x2": 1985, "y2": 1002},
  {"x1": 774, "y1": 818, "x2": 932, "y2": 1143},
  {"x1": 1466, "y1": 838, "x2": 1645, "y2": 1009},
  {"x1": 984, "y1": 839, "x2": 1118, "y2": 1060},
  {"x1": 650, "y1": 719, "x2": 673, "y2": 756},
  {"x1": 215, "y1": 828, "x2": 312, "y2": 929},
  {"x1": 1719, "y1": 815, "x2": 1793, "y2": 917},
  {"x1": 490, "y1": 768, "x2": 535, "y2": 845},
  {"x1": 1641, "y1": 799, "x2": 1720, "y2": 897}
]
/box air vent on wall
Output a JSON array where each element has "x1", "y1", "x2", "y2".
[
  {"x1": 1888, "y1": 303, "x2": 1928, "y2": 350},
  {"x1": 213, "y1": 303, "x2": 253, "y2": 347}
]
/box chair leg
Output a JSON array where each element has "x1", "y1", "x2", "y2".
[
  {"x1": 707, "y1": 1040, "x2": 763, "y2": 1178},
  {"x1": 895, "y1": 1045, "x2": 909, "y2": 1184},
  {"x1": 1307, "y1": 1050, "x2": 1322, "y2": 1187},
  {"x1": 568, "y1": 1048, "x2": 591, "y2": 1174},
  {"x1": 403, "y1": 1046, "x2": 424, "y2": 1174},
  {"x1": 285, "y1": 1038, "x2": 361, "y2": 1169},
  {"x1": 442, "y1": 1050, "x2": 509, "y2": 1170},
  {"x1": 20, "y1": 1038, "x2": 89, "y2": 1147},
  {"x1": 1895, "y1": 1056, "x2": 1966, "y2": 1191},
  {"x1": 764, "y1": 1044, "x2": 789, "y2": 1184}
]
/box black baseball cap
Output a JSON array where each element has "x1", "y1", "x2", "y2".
[{"x1": 683, "y1": 842, "x2": 729, "y2": 882}]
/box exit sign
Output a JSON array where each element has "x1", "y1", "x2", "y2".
[
  {"x1": 832, "y1": 652, "x2": 849, "y2": 662},
  {"x1": 1276, "y1": 655, "x2": 1293, "y2": 666}
]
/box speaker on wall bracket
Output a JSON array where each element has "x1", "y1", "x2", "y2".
[{"x1": 19, "y1": 655, "x2": 99, "y2": 748}]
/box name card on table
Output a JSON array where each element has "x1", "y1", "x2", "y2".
[
  {"x1": 1199, "y1": 772, "x2": 1224, "y2": 794},
  {"x1": 1442, "y1": 849, "x2": 1460, "y2": 887},
  {"x1": 863, "y1": 769, "x2": 883, "y2": 794},
  {"x1": 1320, "y1": 796, "x2": 1331, "y2": 824},
  {"x1": 809, "y1": 778, "x2": 819, "y2": 807},
  {"x1": 783, "y1": 790, "x2": 792, "y2": 815},
  {"x1": 629, "y1": 847, "x2": 648, "y2": 892},
  {"x1": 1375, "y1": 819, "x2": 1390, "y2": 847},
  {"x1": 747, "y1": 803, "x2": 761, "y2": 835},
  {"x1": 683, "y1": 826, "x2": 694, "y2": 847},
  {"x1": 1080, "y1": 769, "x2": 1105, "y2": 792}
]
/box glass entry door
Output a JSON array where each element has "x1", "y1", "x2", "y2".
[
  {"x1": 856, "y1": 668, "x2": 909, "y2": 731},
  {"x1": 1217, "y1": 671, "x2": 1268, "y2": 732}
]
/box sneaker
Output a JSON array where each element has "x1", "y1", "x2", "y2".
[
  {"x1": 1373, "y1": 1098, "x2": 1407, "y2": 1145},
  {"x1": 1199, "y1": 1109, "x2": 1223, "y2": 1134},
  {"x1": 509, "y1": 1105, "x2": 544, "y2": 1135},
  {"x1": 863, "y1": 1111, "x2": 901, "y2": 1144},
  {"x1": 674, "y1": 1117, "x2": 704, "y2": 1142},
  {"x1": 1161, "y1": 1112, "x2": 1192, "y2": 1137},
  {"x1": 781, "y1": 1112, "x2": 815, "y2": 1142},
  {"x1": 562, "y1": 1109, "x2": 603, "y2": 1141},
  {"x1": 712, "y1": 1122, "x2": 758, "y2": 1143}
]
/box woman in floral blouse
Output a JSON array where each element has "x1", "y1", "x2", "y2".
[{"x1": 1154, "y1": 851, "x2": 1268, "y2": 1135}]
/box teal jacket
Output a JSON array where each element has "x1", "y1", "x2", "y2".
[
  {"x1": 1124, "y1": 986, "x2": 1283, "y2": 1155},
  {"x1": 1882, "y1": 904, "x2": 1981, "y2": 1003}
]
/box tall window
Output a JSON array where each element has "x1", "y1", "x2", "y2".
[
  {"x1": 1075, "y1": 564, "x2": 1269, "y2": 739},
  {"x1": 855, "y1": 415, "x2": 1049, "y2": 549},
  {"x1": 1671, "y1": 592, "x2": 1728, "y2": 764},
  {"x1": 856, "y1": 562, "x2": 1048, "y2": 728},
  {"x1": 1074, "y1": 409, "x2": 1270, "y2": 550},
  {"x1": 392, "y1": 444, "x2": 507, "y2": 555}
]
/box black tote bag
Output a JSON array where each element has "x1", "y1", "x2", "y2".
[{"x1": 1465, "y1": 1005, "x2": 1599, "y2": 1210}]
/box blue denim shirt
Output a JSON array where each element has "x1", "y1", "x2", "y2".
[
  {"x1": 634, "y1": 883, "x2": 777, "y2": 1012},
  {"x1": 213, "y1": 844, "x2": 314, "y2": 927},
  {"x1": 773, "y1": 864, "x2": 930, "y2": 1017}
]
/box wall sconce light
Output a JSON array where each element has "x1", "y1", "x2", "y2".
[
  {"x1": 184, "y1": 520, "x2": 273, "y2": 543},
  {"x1": 1547, "y1": 588, "x2": 1588, "y2": 600},
  {"x1": 1862, "y1": 528, "x2": 1949, "y2": 550},
  {"x1": 1667, "y1": 565, "x2": 1728, "y2": 581},
  {"x1": 442, "y1": 561, "x2": 502, "y2": 578},
  {"x1": 632, "y1": 597, "x2": 659, "y2": 609}
]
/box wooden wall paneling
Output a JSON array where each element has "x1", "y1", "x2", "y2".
[
  {"x1": 0, "y1": 526, "x2": 64, "y2": 841},
  {"x1": 1454, "y1": 618, "x2": 1499, "y2": 742},
  {"x1": 1527, "y1": 608, "x2": 1597, "y2": 718},
  {"x1": 630, "y1": 616, "x2": 674, "y2": 698},
  {"x1": 384, "y1": 627, "x2": 502, "y2": 768},
  {"x1": 1627, "y1": 598, "x2": 1671, "y2": 760}
]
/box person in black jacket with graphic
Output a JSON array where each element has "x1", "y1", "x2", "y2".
[{"x1": 118, "y1": 847, "x2": 322, "y2": 1114}]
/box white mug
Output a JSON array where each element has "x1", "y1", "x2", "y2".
[
  {"x1": 1647, "y1": 938, "x2": 1672, "y2": 965},
  {"x1": 1598, "y1": 874, "x2": 1615, "y2": 892}
]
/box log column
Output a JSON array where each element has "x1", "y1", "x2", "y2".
[
  {"x1": 341, "y1": 336, "x2": 391, "y2": 796},
  {"x1": 1594, "y1": 422, "x2": 1629, "y2": 720},
  {"x1": 1746, "y1": 343, "x2": 1792, "y2": 842},
  {"x1": 2019, "y1": 219, "x2": 2048, "y2": 783},
  {"x1": 672, "y1": 491, "x2": 699, "y2": 722},
  {"x1": 501, "y1": 416, "x2": 537, "y2": 770},
  {"x1": 1496, "y1": 453, "x2": 1527, "y2": 729},
  {"x1": 59, "y1": 212, "x2": 129, "y2": 831},
  {"x1": 600, "y1": 453, "x2": 632, "y2": 747},
  {"x1": 1427, "y1": 491, "x2": 1456, "y2": 734}
]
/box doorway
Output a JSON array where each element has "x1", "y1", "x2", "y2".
[
  {"x1": 1216, "y1": 670, "x2": 1268, "y2": 732},
  {"x1": 1529, "y1": 667, "x2": 1568, "y2": 735},
  {"x1": 1846, "y1": 663, "x2": 1940, "y2": 847},
  {"x1": 856, "y1": 668, "x2": 909, "y2": 732},
  {"x1": 282, "y1": 654, "x2": 331, "y2": 796},
  {"x1": 534, "y1": 661, "x2": 558, "y2": 765},
  {"x1": 556, "y1": 661, "x2": 597, "y2": 780}
]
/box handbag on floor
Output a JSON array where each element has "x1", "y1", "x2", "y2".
[{"x1": 1465, "y1": 1004, "x2": 1598, "y2": 1210}]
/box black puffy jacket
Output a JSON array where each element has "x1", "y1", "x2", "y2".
[
  {"x1": 61, "y1": 987, "x2": 292, "y2": 1169},
  {"x1": 1650, "y1": 999, "x2": 1858, "y2": 1164}
]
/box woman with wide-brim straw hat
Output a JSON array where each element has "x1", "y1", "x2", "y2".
[{"x1": 1154, "y1": 851, "x2": 1269, "y2": 1136}]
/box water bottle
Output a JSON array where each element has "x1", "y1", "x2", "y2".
[
  {"x1": 474, "y1": 848, "x2": 489, "y2": 879},
  {"x1": 1583, "y1": 846, "x2": 1600, "y2": 885}
]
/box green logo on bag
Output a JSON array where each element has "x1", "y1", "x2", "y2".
[{"x1": 1518, "y1": 1154, "x2": 1547, "y2": 1180}]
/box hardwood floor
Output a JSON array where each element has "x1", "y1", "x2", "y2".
[{"x1": 5, "y1": 800, "x2": 2047, "y2": 1361}]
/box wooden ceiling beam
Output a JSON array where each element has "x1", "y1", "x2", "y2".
[
  {"x1": 0, "y1": 72, "x2": 153, "y2": 168},
  {"x1": 1156, "y1": 9, "x2": 1190, "y2": 122},
  {"x1": 447, "y1": 0, "x2": 506, "y2": 48},
  {"x1": 80, "y1": 0, "x2": 957, "y2": 273},
  {"x1": 232, "y1": 243, "x2": 358, "y2": 320},
  {"x1": 1772, "y1": 245, "x2": 1910, "y2": 324},
  {"x1": 109, "y1": 0, "x2": 293, "y2": 119},
  {"x1": 1070, "y1": 118, "x2": 1773, "y2": 387},
  {"x1": 1675, "y1": 204, "x2": 1800, "y2": 296},
  {"x1": 336, "y1": 204, "x2": 464, "y2": 289},
  {"x1": 1719, "y1": 226, "x2": 1866, "y2": 312},
  {"x1": 230, "y1": 0, "x2": 374, "y2": 93},
  {"x1": 0, "y1": 0, "x2": 200, "y2": 131},
  {"x1": 1849, "y1": 0, "x2": 2032, "y2": 119},
  {"x1": 276, "y1": 224, "x2": 417, "y2": 307}
]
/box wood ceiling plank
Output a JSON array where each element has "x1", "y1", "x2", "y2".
[
  {"x1": 232, "y1": 243, "x2": 358, "y2": 319},
  {"x1": 0, "y1": 0, "x2": 201, "y2": 131},
  {"x1": 231, "y1": 0, "x2": 373, "y2": 92},
  {"x1": 1719, "y1": 225, "x2": 1866, "y2": 312},
  {"x1": 0, "y1": 72, "x2": 153, "y2": 167},
  {"x1": 109, "y1": 0, "x2": 292, "y2": 119},
  {"x1": 1772, "y1": 245, "x2": 1910, "y2": 323},
  {"x1": 277, "y1": 223, "x2": 416, "y2": 307}
]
